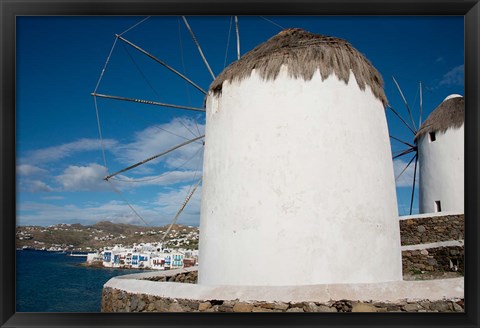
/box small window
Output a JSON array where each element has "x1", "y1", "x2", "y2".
[
  {"x1": 435, "y1": 200, "x2": 442, "y2": 212},
  {"x1": 429, "y1": 132, "x2": 436, "y2": 142}
]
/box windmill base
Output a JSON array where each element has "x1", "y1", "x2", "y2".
[{"x1": 102, "y1": 268, "x2": 464, "y2": 312}]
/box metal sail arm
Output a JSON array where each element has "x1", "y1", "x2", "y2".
[
  {"x1": 161, "y1": 177, "x2": 202, "y2": 242},
  {"x1": 115, "y1": 34, "x2": 207, "y2": 95},
  {"x1": 395, "y1": 154, "x2": 416, "y2": 181},
  {"x1": 392, "y1": 76, "x2": 417, "y2": 132},
  {"x1": 235, "y1": 16, "x2": 241, "y2": 60},
  {"x1": 409, "y1": 155, "x2": 419, "y2": 215},
  {"x1": 91, "y1": 92, "x2": 206, "y2": 112},
  {"x1": 182, "y1": 16, "x2": 216, "y2": 80},
  {"x1": 419, "y1": 81, "x2": 423, "y2": 128},
  {"x1": 389, "y1": 135, "x2": 415, "y2": 148},
  {"x1": 107, "y1": 179, "x2": 149, "y2": 226},
  {"x1": 104, "y1": 135, "x2": 205, "y2": 180},
  {"x1": 392, "y1": 147, "x2": 415, "y2": 160},
  {"x1": 387, "y1": 105, "x2": 417, "y2": 136}
]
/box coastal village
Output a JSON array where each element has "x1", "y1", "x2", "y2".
[
  {"x1": 86, "y1": 243, "x2": 198, "y2": 270},
  {"x1": 16, "y1": 221, "x2": 200, "y2": 270}
]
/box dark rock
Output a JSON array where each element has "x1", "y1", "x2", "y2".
[
  {"x1": 198, "y1": 302, "x2": 212, "y2": 311},
  {"x1": 273, "y1": 303, "x2": 289, "y2": 311},
  {"x1": 252, "y1": 307, "x2": 274, "y2": 312},
  {"x1": 218, "y1": 305, "x2": 234, "y2": 312},
  {"x1": 430, "y1": 301, "x2": 450, "y2": 312},
  {"x1": 303, "y1": 302, "x2": 318, "y2": 312},
  {"x1": 452, "y1": 302, "x2": 463, "y2": 312},
  {"x1": 403, "y1": 303, "x2": 422, "y2": 312},
  {"x1": 352, "y1": 303, "x2": 378, "y2": 312},
  {"x1": 286, "y1": 307, "x2": 304, "y2": 312},
  {"x1": 168, "y1": 302, "x2": 184, "y2": 312},
  {"x1": 233, "y1": 302, "x2": 254, "y2": 312},
  {"x1": 317, "y1": 305, "x2": 337, "y2": 312}
]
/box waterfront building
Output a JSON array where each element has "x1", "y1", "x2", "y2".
[{"x1": 90, "y1": 242, "x2": 192, "y2": 270}]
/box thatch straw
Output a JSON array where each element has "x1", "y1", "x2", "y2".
[
  {"x1": 209, "y1": 28, "x2": 387, "y2": 106},
  {"x1": 415, "y1": 96, "x2": 464, "y2": 140}
]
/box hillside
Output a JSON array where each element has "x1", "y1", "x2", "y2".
[{"x1": 16, "y1": 221, "x2": 199, "y2": 252}]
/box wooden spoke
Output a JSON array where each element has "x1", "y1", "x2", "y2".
[
  {"x1": 392, "y1": 76, "x2": 417, "y2": 132},
  {"x1": 392, "y1": 147, "x2": 416, "y2": 159},
  {"x1": 395, "y1": 154, "x2": 416, "y2": 181},
  {"x1": 161, "y1": 177, "x2": 202, "y2": 242},
  {"x1": 390, "y1": 135, "x2": 415, "y2": 148},
  {"x1": 182, "y1": 16, "x2": 216, "y2": 80},
  {"x1": 387, "y1": 105, "x2": 417, "y2": 136},
  {"x1": 116, "y1": 34, "x2": 207, "y2": 95},
  {"x1": 104, "y1": 135, "x2": 205, "y2": 180},
  {"x1": 92, "y1": 92, "x2": 205, "y2": 112},
  {"x1": 235, "y1": 16, "x2": 241, "y2": 60},
  {"x1": 419, "y1": 81, "x2": 423, "y2": 129},
  {"x1": 409, "y1": 155, "x2": 419, "y2": 215}
]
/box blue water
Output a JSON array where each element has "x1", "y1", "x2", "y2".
[{"x1": 16, "y1": 250, "x2": 149, "y2": 312}]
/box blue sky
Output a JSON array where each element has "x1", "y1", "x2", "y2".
[{"x1": 16, "y1": 16, "x2": 464, "y2": 227}]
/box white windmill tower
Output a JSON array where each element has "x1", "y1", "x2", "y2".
[
  {"x1": 199, "y1": 28, "x2": 402, "y2": 286},
  {"x1": 387, "y1": 78, "x2": 464, "y2": 216},
  {"x1": 416, "y1": 94, "x2": 464, "y2": 214}
]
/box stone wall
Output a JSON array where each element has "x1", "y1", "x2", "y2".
[
  {"x1": 101, "y1": 287, "x2": 463, "y2": 313},
  {"x1": 399, "y1": 214, "x2": 463, "y2": 245},
  {"x1": 399, "y1": 213, "x2": 464, "y2": 277},
  {"x1": 402, "y1": 246, "x2": 464, "y2": 274},
  {"x1": 141, "y1": 270, "x2": 197, "y2": 283}
]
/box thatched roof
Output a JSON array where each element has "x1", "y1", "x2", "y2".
[
  {"x1": 209, "y1": 28, "x2": 387, "y2": 106},
  {"x1": 415, "y1": 95, "x2": 464, "y2": 140}
]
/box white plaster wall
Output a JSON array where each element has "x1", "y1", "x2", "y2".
[
  {"x1": 106, "y1": 270, "x2": 464, "y2": 303},
  {"x1": 199, "y1": 67, "x2": 402, "y2": 286},
  {"x1": 418, "y1": 126, "x2": 464, "y2": 214}
]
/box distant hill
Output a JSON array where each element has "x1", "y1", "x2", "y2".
[{"x1": 16, "y1": 221, "x2": 199, "y2": 252}]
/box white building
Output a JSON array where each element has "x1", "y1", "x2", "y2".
[
  {"x1": 199, "y1": 28, "x2": 402, "y2": 286},
  {"x1": 417, "y1": 94, "x2": 464, "y2": 214},
  {"x1": 86, "y1": 251, "x2": 102, "y2": 263},
  {"x1": 96, "y1": 243, "x2": 188, "y2": 270}
]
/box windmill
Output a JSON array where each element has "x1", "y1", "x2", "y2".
[
  {"x1": 387, "y1": 78, "x2": 465, "y2": 215},
  {"x1": 93, "y1": 19, "x2": 405, "y2": 286},
  {"x1": 416, "y1": 94, "x2": 465, "y2": 214}
]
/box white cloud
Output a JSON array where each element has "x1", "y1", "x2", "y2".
[
  {"x1": 24, "y1": 138, "x2": 117, "y2": 164},
  {"x1": 16, "y1": 196, "x2": 198, "y2": 227},
  {"x1": 154, "y1": 185, "x2": 202, "y2": 226},
  {"x1": 83, "y1": 201, "x2": 159, "y2": 225},
  {"x1": 56, "y1": 163, "x2": 109, "y2": 191},
  {"x1": 153, "y1": 183, "x2": 202, "y2": 227},
  {"x1": 17, "y1": 200, "x2": 161, "y2": 227},
  {"x1": 111, "y1": 170, "x2": 202, "y2": 188},
  {"x1": 24, "y1": 180, "x2": 55, "y2": 193},
  {"x1": 439, "y1": 65, "x2": 464, "y2": 87},
  {"x1": 41, "y1": 196, "x2": 65, "y2": 200},
  {"x1": 393, "y1": 158, "x2": 419, "y2": 188},
  {"x1": 17, "y1": 164, "x2": 48, "y2": 176},
  {"x1": 113, "y1": 117, "x2": 205, "y2": 172}
]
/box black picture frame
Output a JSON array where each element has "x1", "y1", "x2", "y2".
[{"x1": 1, "y1": 1, "x2": 478, "y2": 327}]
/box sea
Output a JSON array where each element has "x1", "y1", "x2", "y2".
[{"x1": 16, "y1": 250, "x2": 149, "y2": 312}]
